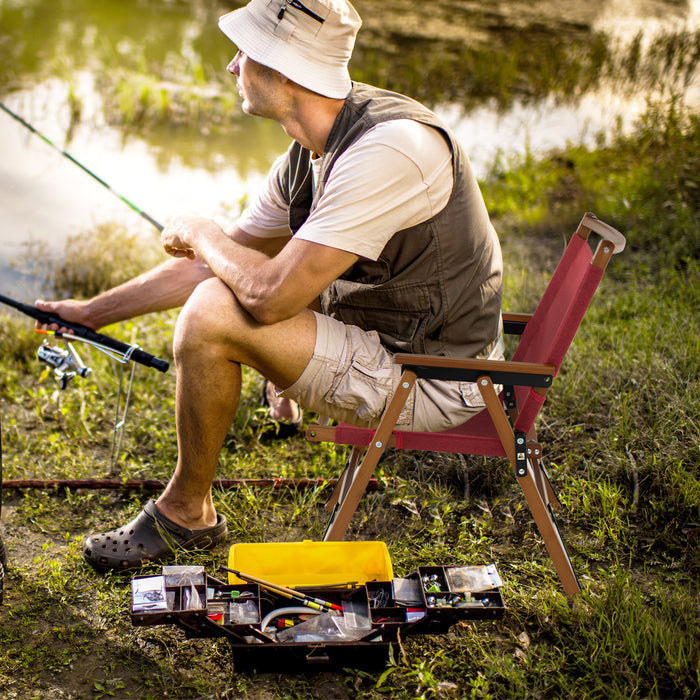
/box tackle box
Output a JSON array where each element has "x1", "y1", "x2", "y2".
[{"x1": 130, "y1": 542, "x2": 505, "y2": 671}]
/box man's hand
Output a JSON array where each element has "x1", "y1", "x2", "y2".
[
  {"x1": 35, "y1": 298, "x2": 96, "y2": 333},
  {"x1": 162, "y1": 216, "x2": 223, "y2": 260}
]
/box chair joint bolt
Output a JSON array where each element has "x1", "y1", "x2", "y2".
[{"x1": 515, "y1": 430, "x2": 527, "y2": 477}]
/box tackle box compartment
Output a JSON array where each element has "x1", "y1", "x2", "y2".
[{"x1": 130, "y1": 555, "x2": 505, "y2": 671}]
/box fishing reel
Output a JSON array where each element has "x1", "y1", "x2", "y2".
[
  {"x1": 37, "y1": 338, "x2": 92, "y2": 390},
  {"x1": 34, "y1": 331, "x2": 135, "y2": 472}
]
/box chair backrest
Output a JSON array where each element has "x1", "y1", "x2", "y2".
[{"x1": 510, "y1": 214, "x2": 625, "y2": 433}]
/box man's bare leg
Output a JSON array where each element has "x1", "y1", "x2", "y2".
[
  {"x1": 155, "y1": 277, "x2": 317, "y2": 529},
  {"x1": 265, "y1": 381, "x2": 302, "y2": 423}
]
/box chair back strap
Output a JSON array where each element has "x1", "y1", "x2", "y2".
[{"x1": 511, "y1": 214, "x2": 621, "y2": 432}]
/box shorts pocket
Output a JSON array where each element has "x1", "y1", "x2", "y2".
[
  {"x1": 324, "y1": 362, "x2": 393, "y2": 425},
  {"x1": 459, "y1": 381, "x2": 486, "y2": 408}
]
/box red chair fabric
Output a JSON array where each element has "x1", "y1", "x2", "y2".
[{"x1": 306, "y1": 213, "x2": 626, "y2": 596}]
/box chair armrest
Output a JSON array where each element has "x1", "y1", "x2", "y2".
[
  {"x1": 581, "y1": 213, "x2": 626, "y2": 253},
  {"x1": 502, "y1": 312, "x2": 532, "y2": 335},
  {"x1": 393, "y1": 353, "x2": 555, "y2": 389}
]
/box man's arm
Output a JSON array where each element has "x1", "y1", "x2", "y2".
[
  {"x1": 36, "y1": 224, "x2": 290, "y2": 331},
  {"x1": 34, "y1": 256, "x2": 211, "y2": 331},
  {"x1": 162, "y1": 216, "x2": 358, "y2": 325}
]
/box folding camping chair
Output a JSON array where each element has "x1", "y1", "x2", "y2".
[{"x1": 306, "y1": 213, "x2": 626, "y2": 597}]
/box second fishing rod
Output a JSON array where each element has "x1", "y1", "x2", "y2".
[
  {"x1": 0, "y1": 103, "x2": 175, "y2": 371},
  {"x1": 0, "y1": 101, "x2": 165, "y2": 233}
]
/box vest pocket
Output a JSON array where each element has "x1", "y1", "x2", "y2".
[{"x1": 322, "y1": 280, "x2": 431, "y2": 353}]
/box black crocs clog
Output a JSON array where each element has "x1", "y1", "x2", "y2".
[{"x1": 83, "y1": 500, "x2": 227, "y2": 572}]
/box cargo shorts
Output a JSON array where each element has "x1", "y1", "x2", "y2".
[{"x1": 278, "y1": 312, "x2": 504, "y2": 433}]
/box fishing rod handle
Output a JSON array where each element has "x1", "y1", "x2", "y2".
[
  {"x1": 0, "y1": 294, "x2": 169, "y2": 373},
  {"x1": 56, "y1": 320, "x2": 170, "y2": 373},
  {"x1": 118, "y1": 344, "x2": 170, "y2": 373}
]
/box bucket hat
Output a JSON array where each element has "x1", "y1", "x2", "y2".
[{"x1": 218, "y1": 0, "x2": 361, "y2": 99}]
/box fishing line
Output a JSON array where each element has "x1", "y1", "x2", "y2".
[{"x1": 0, "y1": 101, "x2": 164, "y2": 231}]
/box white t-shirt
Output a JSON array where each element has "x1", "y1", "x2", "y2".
[{"x1": 237, "y1": 119, "x2": 453, "y2": 261}]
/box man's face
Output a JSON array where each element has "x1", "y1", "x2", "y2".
[{"x1": 227, "y1": 51, "x2": 284, "y2": 119}]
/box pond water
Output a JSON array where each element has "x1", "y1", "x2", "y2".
[{"x1": 0, "y1": 0, "x2": 698, "y2": 297}]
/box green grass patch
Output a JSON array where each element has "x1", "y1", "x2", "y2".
[
  {"x1": 1, "y1": 99, "x2": 699, "y2": 698},
  {"x1": 484, "y1": 98, "x2": 700, "y2": 269}
]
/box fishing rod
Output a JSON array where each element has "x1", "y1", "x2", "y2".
[
  {"x1": 0, "y1": 106, "x2": 169, "y2": 377},
  {"x1": 0, "y1": 104, "x2": 172, "y2": 470},
  {"x1": 1, "y1": 477, "x2": 379, "y2": 492},
  {"x1": 0, "y1": 101, "x2": 164, "y2": 232},
  {"x1": 0, "y1": 293, "x2": 169, "y2": 374}
]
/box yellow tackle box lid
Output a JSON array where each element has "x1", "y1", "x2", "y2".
[{"x1": 227, "y1": 540, "x2": 393, "y2": 588}]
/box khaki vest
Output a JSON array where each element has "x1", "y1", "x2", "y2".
[{"x1": 277, "y1": 83, "x2": 503, "y2": 359}]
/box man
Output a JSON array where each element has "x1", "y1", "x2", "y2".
[{"x1": 38, "y1": 0, "x2": 503, "y2": 572}]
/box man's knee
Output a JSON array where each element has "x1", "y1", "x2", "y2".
[
  {"x1": 173, "y1": 278, "x2": 247, "y2": 359},
  {"x1": 173, "y1": 279, "x2": 317, "y2": 382}
]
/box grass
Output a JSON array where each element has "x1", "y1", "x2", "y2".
[{"x1": 1, "y1": 96, "x2": 699, "y2": 700}]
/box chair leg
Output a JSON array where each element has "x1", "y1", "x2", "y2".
[
  {"x1": 324, "y1": 445, "x2": 363, "y2": 513},
  {"x1": 541, "y1": 464, "x2": 562, "y2": 512},
  {"x1": 517, "y1": 460, "x2": 581, "y2": 596},
  {"x1": 324, "y1": 370, "x2": 417, "y2": 541},
  {"x1": 529, "y1": 442, "x2": 548, "y2": 505},
  {"x1": 477, "y1": 377, "x2": 579, "y2": 595},
  {"x1": 528, "y1": 443, "x2": 561, "y2": 513}
]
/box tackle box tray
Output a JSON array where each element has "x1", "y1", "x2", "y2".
[{"x1": 131, "y1": 558, "x2": 505, "y2": 671}]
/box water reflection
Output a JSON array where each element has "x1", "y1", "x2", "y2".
[
  {"x1": 0, "y1": 77, "x2": 293, "y2": 296},
  {"x1": 436, "y1": 88, "x2": 655, "y2": 178},
  {"x1": 0, "y1": 0, "x2": 698, "y2": 295}
]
